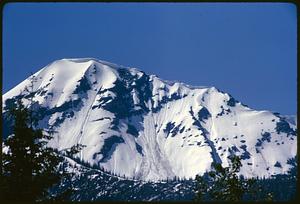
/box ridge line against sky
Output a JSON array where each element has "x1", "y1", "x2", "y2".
[{"x1": 2, "y1": 2, "x2": 297, "y2": 115}]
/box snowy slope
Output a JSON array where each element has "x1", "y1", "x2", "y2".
[{"x1": 2, "y1": 58, "x2": 297, "y2": 181}]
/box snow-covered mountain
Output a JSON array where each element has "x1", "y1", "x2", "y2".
[{"x1": 2, "y1": 58, "x2": 297, "y2": 181}]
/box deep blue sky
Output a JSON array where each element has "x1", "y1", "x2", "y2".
[{"x1": 3, "y1": 3, "x2": 297, "y2": 115}]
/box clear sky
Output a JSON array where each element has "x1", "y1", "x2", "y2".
[{"x1": 2, "y1": 2, "x2": 297, "y2": 115}]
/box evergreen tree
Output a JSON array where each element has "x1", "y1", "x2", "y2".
[
  {"x1": 195, "y1": 174, "x2": 209, "y2": 201},
  {"x1": 1, "y1": 76, "x2": 84, "y2": 201},
  {"x1": 1, "y1": 98, "x2": 63, "y2": 201},
  {"x1": 195, "y1": 155, "x2": 269, "y2": 201}
]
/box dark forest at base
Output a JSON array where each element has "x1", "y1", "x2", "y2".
[{"x1": 51, "y1": 156, "x2": 297, "y2": 201}]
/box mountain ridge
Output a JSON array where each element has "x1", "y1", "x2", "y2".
[{"x1": 2, "y1": 58, "x2": 297, "y2": 181}]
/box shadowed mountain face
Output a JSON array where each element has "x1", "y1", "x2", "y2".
[{"x1": 2, "y1": 58, "x2": 297, "y2": 181}]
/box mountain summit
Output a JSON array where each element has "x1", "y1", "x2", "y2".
[{"x1": 2, "y1": 58, "x2": 297, "y2": 181}]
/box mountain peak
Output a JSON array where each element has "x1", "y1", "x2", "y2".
[
  {"x1": 2, "y1": 58, "x2": 297, "y2": 181},
  {"x1": 59, "y1": 57, "x2": 129, "y2": 70}
]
